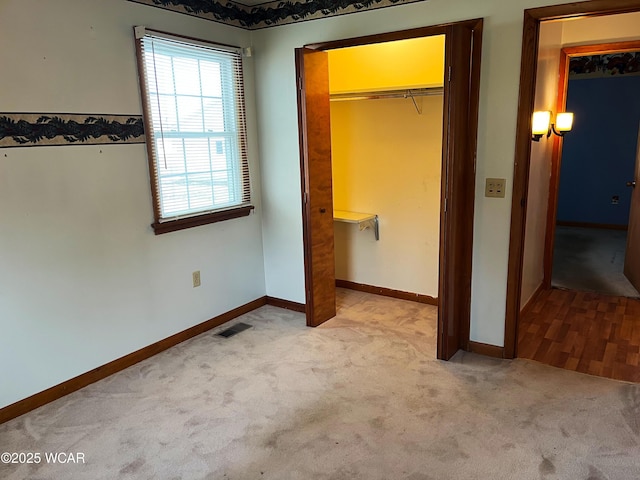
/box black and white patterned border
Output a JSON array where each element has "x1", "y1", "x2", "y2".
[
  {"x1": 128, "y1": 0, "x2": 426, "y2": 29},
  {"x1": 0, "y1": 113, "x2": 145, "y2": 148},
  {"x1": 569, "y1": 52, "x2": 640, "y2": 78},
  {"x1": 130, "y1": 0, "x2": 251, "y2": 27}
]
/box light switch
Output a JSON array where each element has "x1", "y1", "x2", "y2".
[{"x1": 485, "y1": 178, "x2": 506, "y2": 198}]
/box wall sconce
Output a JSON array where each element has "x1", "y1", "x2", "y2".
[{"x1": 531, "y1": 111, "x2": 574, "y2": 141}]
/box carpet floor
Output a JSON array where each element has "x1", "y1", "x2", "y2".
[
  {"x1": 552, "y1": 226, "x2": 639, "y2": 298},
  {"x1": 1, "y1": 289, "x2": 640, "y2": 479}
]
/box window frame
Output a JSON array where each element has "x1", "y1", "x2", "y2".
[{"x1": 134, "y1": 28, "x2": 253, "y2": 235}]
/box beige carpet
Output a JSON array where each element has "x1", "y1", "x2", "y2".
[{"x1": 1, "y1": 288, "x2": 639, "y2": 480}]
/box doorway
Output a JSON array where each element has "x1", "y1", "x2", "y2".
[
  {"x1": 505, "y1": 0, "x2": 640, "y2": 361},
  {"x1": 548, "y1": 43, "x2": 640, "y2": 299},
  {"x1": 296, "y1": 19, "x2": 483, "y2": 360}
]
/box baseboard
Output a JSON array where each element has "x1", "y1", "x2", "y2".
[
  {"x1": 0, "y1": 296, "x2": 268, "y2": 425},
  {"x1": 468, "y1": 341, "x2": 505, "y2": 359},
  {"x1": 266, "y1": 296, "x2": 306, "y2": 313},
  {"x1": 556, "y1": 220, "x2": 627, "y2": 231},
  {"x1": 520, "y1": 283, "x2": 544, "y2": 317},
  {"x1": 336, "y1": 279, "x2": 438, "y2": 305}
]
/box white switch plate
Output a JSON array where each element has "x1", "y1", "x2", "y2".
[{"x1": 485, "y1": 178, "x2": 506, "y2": 198}]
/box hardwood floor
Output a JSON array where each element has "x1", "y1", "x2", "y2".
[{"x1": 518, "y1": 288, "x2": 640, "y2": 382}]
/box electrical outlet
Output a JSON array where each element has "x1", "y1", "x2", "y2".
[
  {"x1": 485, "y1": 178, "x2": 506, "y2": 198},
  {"x1": 611, "y1": 195, "x2": 620, "y2": 205},
  {"x1": 192, "y1": 271, "x2": 201, "y2": 288}
]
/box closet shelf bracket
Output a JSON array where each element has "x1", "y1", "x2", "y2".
[
  {"x1": 333, "y1": 210, "x2": 379, "y2": 241},
  {"x1": 405, "y1": 89, "x2": 422, "y2": 115}
]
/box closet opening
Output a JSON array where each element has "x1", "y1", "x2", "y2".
[
  {"x1": 329, "y1": 36, "x2": 444, "y2": 309},
  {"x1": 296, "y1": 20, "x2": 483, "y2": 360}
]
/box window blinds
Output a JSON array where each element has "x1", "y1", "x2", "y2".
[{"x1": 138, "y1": 31, "x2": 250, "y2": 222}]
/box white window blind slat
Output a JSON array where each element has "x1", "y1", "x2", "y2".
[{"x1": 138, "y1": 31, "x2": 250, "y2": 223}]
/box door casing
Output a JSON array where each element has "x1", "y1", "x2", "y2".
[
  {"x1": 505, "y1": 0, "x2": 640, "y2": 359},
  {"x1": 296, "y1": 19, "x2": 483, "y2": 360}
]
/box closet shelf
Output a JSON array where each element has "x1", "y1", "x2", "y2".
[{"x1": 334, "y1": 210, "x2": 379, "y2": 241}]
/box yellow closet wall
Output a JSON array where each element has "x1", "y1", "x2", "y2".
[{"x1": 331, "y1": 97, "x2": 443, "y2": 296}]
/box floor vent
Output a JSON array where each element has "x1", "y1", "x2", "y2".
[{"x1": 217, "y1": 322, "x2": 252, "y2": 338}]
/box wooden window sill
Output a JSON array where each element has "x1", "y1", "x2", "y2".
[{"x1": 152, "y1": 205, "x2": 254, "y2": 235}]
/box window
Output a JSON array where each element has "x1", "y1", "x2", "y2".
[{"x1": 135, "y1": 28, "x2": 252, "y2": 234}]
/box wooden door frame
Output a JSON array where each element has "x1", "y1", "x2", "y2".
[
  {"x1": 543, "y1": 40, "x2": 640, "y2": 289},
  {"x1": 504, "y1": 0, "x2": 640, "y2": 359},
  {"x1": 297, "y1": 18, "x2": 483, "y2": 360}
]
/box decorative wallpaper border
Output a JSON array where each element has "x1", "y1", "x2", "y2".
[
  {"x1": 569, "y1": 52, "x2": 640, "y2": 78},
  {"x1": 131, "y1": 0, "x2": 250, "y2": 28},
  {"x1": 128, "y1": 0, "x2": 426, "y2": 30},
  {"x1": 0, "y1": 114, "x2": 145, "y2": 148}
]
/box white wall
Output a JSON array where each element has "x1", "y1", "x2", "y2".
[
  {"x1": 331, "y1": 97, "x2": 442, "y2": 297},
  {"x1": 0, "y1": 0, "x2": 265, "y2": 409},
  {"x1": 520, "y1": 21, "x2": 562, "y2": 307},
  {"x1": 254, "y1": 0, "x2": 580, "y2": 347}
]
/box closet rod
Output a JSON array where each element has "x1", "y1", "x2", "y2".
[{"x1": 329, "y1": 87, "x2": 444, "y2": 102}]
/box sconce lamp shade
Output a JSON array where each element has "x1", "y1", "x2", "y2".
[
  {"x1": 555, "y1": 112, "x2": 574, "y2": 133},
  {"x1": 531, "y1": 110, "x2": 574, "y2": 141},
  {"x1": 532, "y1": 111, "x2": 551, "y2": 141}
]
